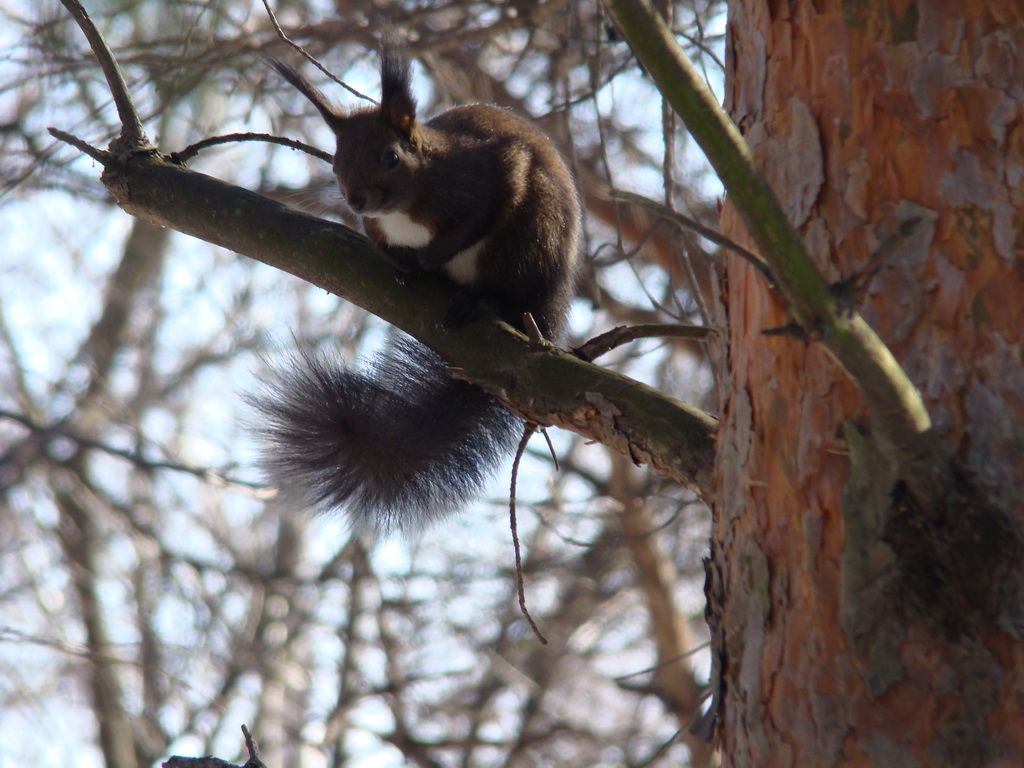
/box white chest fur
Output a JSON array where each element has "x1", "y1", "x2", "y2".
[
  {"x1": 375, "y1": 211, "x2": 482, "y2": 285},
  {"x1": 377, "y1": 211, "x2": 433, "y2": 248},
  {"x1": 444, "y1": 241, "x2": 483, "y2": 285}
]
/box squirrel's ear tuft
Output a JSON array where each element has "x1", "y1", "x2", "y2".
[{"x1": 379, "y1": 42, "x2": 416, "y2": 138}]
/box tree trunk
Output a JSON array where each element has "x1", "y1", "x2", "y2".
[{"x1": 712, "y1": 0, "x2": 1024, "y2": 765}]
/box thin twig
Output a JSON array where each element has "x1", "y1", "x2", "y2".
[
  {"x1": 574, "y1": 322, "x2": 715, "y2": 362},
  {"x1": 0, "y1": 408, "x2": 262, "y2": 491},
  {"x1": 58, "y1": 0, "x2": 151, "y2": 150},
  {"x1": 520, "y1": 311, "x2": 545, "y2": 343},
  {"x1": 612, "y1": 188, "x2": 775, "y2": 286},
  {"x1": 674, "y1": 28, "x2": 725, "y2": 73},
  {"x1": 170, "y1": 132, "x2": 332, "y2": 164},
  {"x1": 240, "y1": 725, "x2": 267, "y2": 768},
  {"x1": 613, "y1": 641, "x2": 712, "y2": 682},
  {"x1": 260, "y1": 0, "x2": 375, "y2": 103},
  {"x1": 509, "y1": 422, "x2": 547, "y2": 644},
  {"x1": 46, "y1": 127, "x2": 110, "y2": 164},
  {"x1": 540, "y1": 427, "x2": 559, "y2": 473}
]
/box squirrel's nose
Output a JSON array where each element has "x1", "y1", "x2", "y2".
[
  {"x1": 345, "y1": 187, "x2": 385, "y2": 215},
  {"x1": 346, "y1": 189, "x2": 366, "y2": 213}
]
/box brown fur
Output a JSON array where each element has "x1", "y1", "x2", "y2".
[
  {"x1": 257, "y1": 48, "x2": 581, "y2": 533},
  {"x1": 270, "y1": 49, "x2": 579, "y2": 338}
]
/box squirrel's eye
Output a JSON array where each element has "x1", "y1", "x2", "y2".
[{"x1": 381, "y1": 150, "x2": 400, "y2": 170}]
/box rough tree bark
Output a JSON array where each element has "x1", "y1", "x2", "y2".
[{"x1": 713, "y1": 1, "x2": 1024, "y2": 765}]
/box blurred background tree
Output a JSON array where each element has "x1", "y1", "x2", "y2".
[{"x1": 0, "y1": 1, "x2": 723, "y2": 766}]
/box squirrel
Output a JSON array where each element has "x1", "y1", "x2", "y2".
[{"x1": 251, "y1": 44, "x2": 581, "y2": 535}]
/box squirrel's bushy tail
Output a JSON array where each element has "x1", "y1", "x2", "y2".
[{"x1": 249, "y1": 335, "x2": 522, "y2": 534}]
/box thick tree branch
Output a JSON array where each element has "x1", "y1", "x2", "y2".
[
  {"x1": 51, "y1": 0, "x2": 716, "y2": 495},
  {"x1": 602, "y1": 0, "x2": 954, "y2": 509},
  {"x1": 50, "y1": 146, "x2": 715, "y2": 495}
]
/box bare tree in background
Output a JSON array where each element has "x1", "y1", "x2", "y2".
[{"x1": 0, "y1": 2, "x2": 720, "y2": 767}]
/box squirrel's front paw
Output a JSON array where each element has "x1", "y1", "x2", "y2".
[
  {"x1": 378, "y1": 244, "x2": 421, "y2": 275},
  {"x1": 393, "y1": 267, "x2": 424, "y2": 286},
  {"x1": 443, "y1": 288, "x2": 494, "y2": 328}
]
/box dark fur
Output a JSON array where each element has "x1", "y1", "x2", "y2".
[
  {"x1": 257, "y1": 47, "x2": 580, "y2": 533},
  {"x1": 250, "y1": 337, "x2": 521, "y2": 534}
]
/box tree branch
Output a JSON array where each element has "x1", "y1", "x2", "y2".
[
  {"x1": 602, "y1": 0, "x2": 954, "y2": 509},
  {"x1": 0, "y1": 408, "x2": 261, "y2": 491},
  {"x1": 46, "y1": 138, "x2": 716, "y2": 495},
  {"x1": 48, "y1": 126, "x2": 110, "y2": 164},
  {"x1": 610, "y1": 189, "x2": 774, "y2": 286},
  {"x1": 46, "y1": 121, "x2": 712, "y2": 493},
  {"x1": 50, "y1": 1, "x2": 717, "y2": 496},
  {"x1": 575, "y1": 322, "x2": 714, "y2": 362},
  {"x1": 169, "y1": 132, "x2": 332, "y2": 165},
  {"x1": 58, "y1": 0, "x2": 151, "y2": 152}
]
